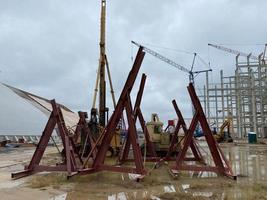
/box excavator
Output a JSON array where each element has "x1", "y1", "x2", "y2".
[{"x1": 214, "y1": 114, "x2": 233, "y2": 143}]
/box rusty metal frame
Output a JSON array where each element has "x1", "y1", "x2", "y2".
[
  {"x1": 165, "y1": 100, "x2": 203, "y2": 162},
  {"x1": 170, "y1": 83, "x2": 236, "y2": 179},
  {"x1": 11, "y1": 99, "x2": 82, "y2": 179},
  {"x1": 118, "y1": 73, "x2": 157, "y2": 163},
  {"x1": 78, "y1": 47, "x2": 148, "y2": 176},
  {"x1": 75, "y1": 111, "x2": 97, "y2": 159}
]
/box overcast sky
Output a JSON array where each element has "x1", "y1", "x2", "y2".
[{"x1": 0, "y1": 0, "x2": 266, "y2": 123}]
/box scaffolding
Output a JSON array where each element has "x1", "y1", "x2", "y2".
[{"x1": 200, "y1": 53, "x2": 267, "y2": 138}]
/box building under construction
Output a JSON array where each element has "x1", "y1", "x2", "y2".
[{"x1": 200, "y1": 44, "x2": 267, "y2": 139}]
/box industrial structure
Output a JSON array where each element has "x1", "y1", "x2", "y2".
[
  {"x1": 12, "y1": 47, "x2": 235, "y2": 180},
  {"x1": 200, "y1": 44, "x2": 267, "y2": 138}
]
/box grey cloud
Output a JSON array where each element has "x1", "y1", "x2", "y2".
[{"x1": 0, "y1": 0, "x2": 266, "y2": 123}]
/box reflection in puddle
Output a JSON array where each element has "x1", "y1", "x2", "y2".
[
  {"x1": 128, "y1": 173, "x2": 141, "y2": 180},
  {"x1": 52, "y1": 145, "x2": 267, "y2": 200},
  {"x1": 182, "y1": 184, "x2": 190, "y2": 193},
  {"x1": 163, "y1": 185, "x2": 176, "y2": 193},
  {"x1": 150, "y1": 195, "x2": 161, "y2": 200},
  {"x1": 223, "y1": 145, "x2": 267, "y2": 182},
  {"x1": 107, "y1": 191, "x2": 162, "y2": 200},
  {"x1": 50, "y1": 193, "x2": 67, "y2": 200},
  {"x1": 193, "y1": 191, "x2": 213, "y2": 197},
  {"x1": 108, "y1": 192, "x2": 127, "y2": 200},
  {"x1": 186, "y1": 144, "x2": 267, "y2": 182},
  {"x1": 107, "y1": 185, "x2": 176, "y2": 200}
]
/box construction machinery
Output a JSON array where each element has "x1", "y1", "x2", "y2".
[
  {"x1": 214, "y1": 113, "x2": 233, "y2": 143},
  {"x1": 145, "y1": 113, "x2": 177, "y2": 156},
  {"x1": 87, "y1": 0, "x2": 121, "y2": 156},
  {"x1": 208, "y1": 43, "x2": 259, "y2": 60},
  {"x1": 132, "y1": 41, "x2": 212, "y2": 152},
  {"x1": 91, "y1": 0, "x2": 112, "y2": 128},
  {"x1": 132, "y1": 41, "x2": 212, "y2": 84}
]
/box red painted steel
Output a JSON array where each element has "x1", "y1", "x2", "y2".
[
  {"x1": 75, "y1": 111, "x2": 97, "y2": 159},
  {"x1": 11, "y1": 99, "x2": 82, "y2": 179},
  {"x1": 165, "y1": 100, "x2": 203, "y2": 162},
  {"x1": 133, "y1": 74, "x2": 157, "y2": 158},
  {"x1": 119, "y1": 73, "x2": 157, "y2": 163},
  {"x1": 79, "y1": 47, "x2": 148, "y2": 175},
  {"x1": 170, "y1": 83, "x2": 236, "y2": 179}
]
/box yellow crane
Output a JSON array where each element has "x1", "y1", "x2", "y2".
[
  {"x1": 89, "y1": 1, "x2": 121, "y2": 156},
  {"x1": 91, "y1": 0, "x2": 116, "y2": 128}
]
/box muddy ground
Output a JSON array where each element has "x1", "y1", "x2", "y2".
[{"x1": 0, "y1": 143, "x2": 267, "y2": 200}]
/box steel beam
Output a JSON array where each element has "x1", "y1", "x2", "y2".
[
  {"x1": 11, "y1": 99, "x2": 81, "y2": 179},
  {"x1": 171, "y1": 83, "x2": 236, "y2": 179},
  {"x1": 78, "y1": 47, "x2": 148, "y2": 176}
]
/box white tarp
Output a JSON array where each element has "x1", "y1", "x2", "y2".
[{"x1": 0, "y1": 83, "x2": 79, "y2": 141}]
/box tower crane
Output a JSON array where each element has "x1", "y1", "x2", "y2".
[
  {"x1": 208, "y1": 43, "x2": 258, "y2": 60},
  {"x1": 132, "y1": 41, "x2": 211, "y2": 138},
  {"x1": 132, "y1": 41, "x2": 212, "y2": 85}
]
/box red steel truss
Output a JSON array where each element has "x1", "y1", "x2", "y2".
[
  {"x1": 78, "y1": 47, "x2": 149, "y2": 176},
  {"x1": 170, "y1": 83, "x2": 236, "y2": 179},
  {"x1": 165, "y1": 100, "x2": 203, "y2": 162},
  {"x1": 11, "y1": 99, "x2": 82, "y2": 179},
  {"x1": 118, "y1": 73, "x2": 157, "y2": 164},
  {"x1": 75, "y1": 111, "x2": 97, "y2": 159}
]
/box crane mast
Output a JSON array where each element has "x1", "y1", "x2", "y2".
[
  {"x1": 98, "y1": 0, "x2": 107, "y2": 127},
  {"x1": 92, "y1": 0, "x2": 107, "y2": 127}
]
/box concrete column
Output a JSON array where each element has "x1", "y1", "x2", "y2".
[
  {"x1": 206, "y1": 71, "x2": 210, "y2": 123},
  {"x1": 236, "y1": 67, "x2": 243, "y2": 138},
  {"x1": 203, "y1": 85, "x2": 207, "y2": 115},
  {"x1": 215, "y1": 85, "x2": 218, "y2": 129},
  {"x1": 250, "y1": 68, "x2": 257, "y2": 134},
  {"x1": 220, "y1": 70, "x2": 225, "y2": 120}
]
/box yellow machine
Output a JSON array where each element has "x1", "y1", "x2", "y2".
[
  {"x1": 214, "y1": 115, "x2": 233, "y2": 143},
  {"x1": 146, "y1": 113, "x2": 173, "y2": 155},
  {"x1": 88, "y1": 0, "x2": 122, "y2": 157}
]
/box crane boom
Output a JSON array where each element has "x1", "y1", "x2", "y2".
[
  {"x1": 132, "y1": 41, "x2": 190, "y2": 73},
  {"x1": 98, "y1": 0, "x2": 107, "y2": 127},
  {"x1": 208, "y1": 43, "x2": 258, "y2": 60}
]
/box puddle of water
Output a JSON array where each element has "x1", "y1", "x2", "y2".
[
  {"x1": 163, "y1": 185, "x2": 176, "y2": 193},
  {"x1": 181, "y1": 184, "x2": 190, "y2": 193},
  {"x1": 150, "y1": 195, "x2": 161, "y2": 200},
  {"x1": 187, "y1": 143, "x2": 267, "y2": 182},
  {"x1": 128, "y1": 173, "x2": 142, "y2": 180},
  {"x1": 193, "y1": 191, "x2": 213, "y2": 197},
  {"x1": 50, "y1": 193, "x2": 67, "y2": 200},
  {"x1": 108, "y1": 192, "x2": 127, "y2": 200},
  {"x1": 222, "y1": 145, "x2": 267, "y2": 182}
]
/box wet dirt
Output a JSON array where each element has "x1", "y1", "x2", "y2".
[{"x1": 0, "y1": 144, "x2": 267, "y2": 199}]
